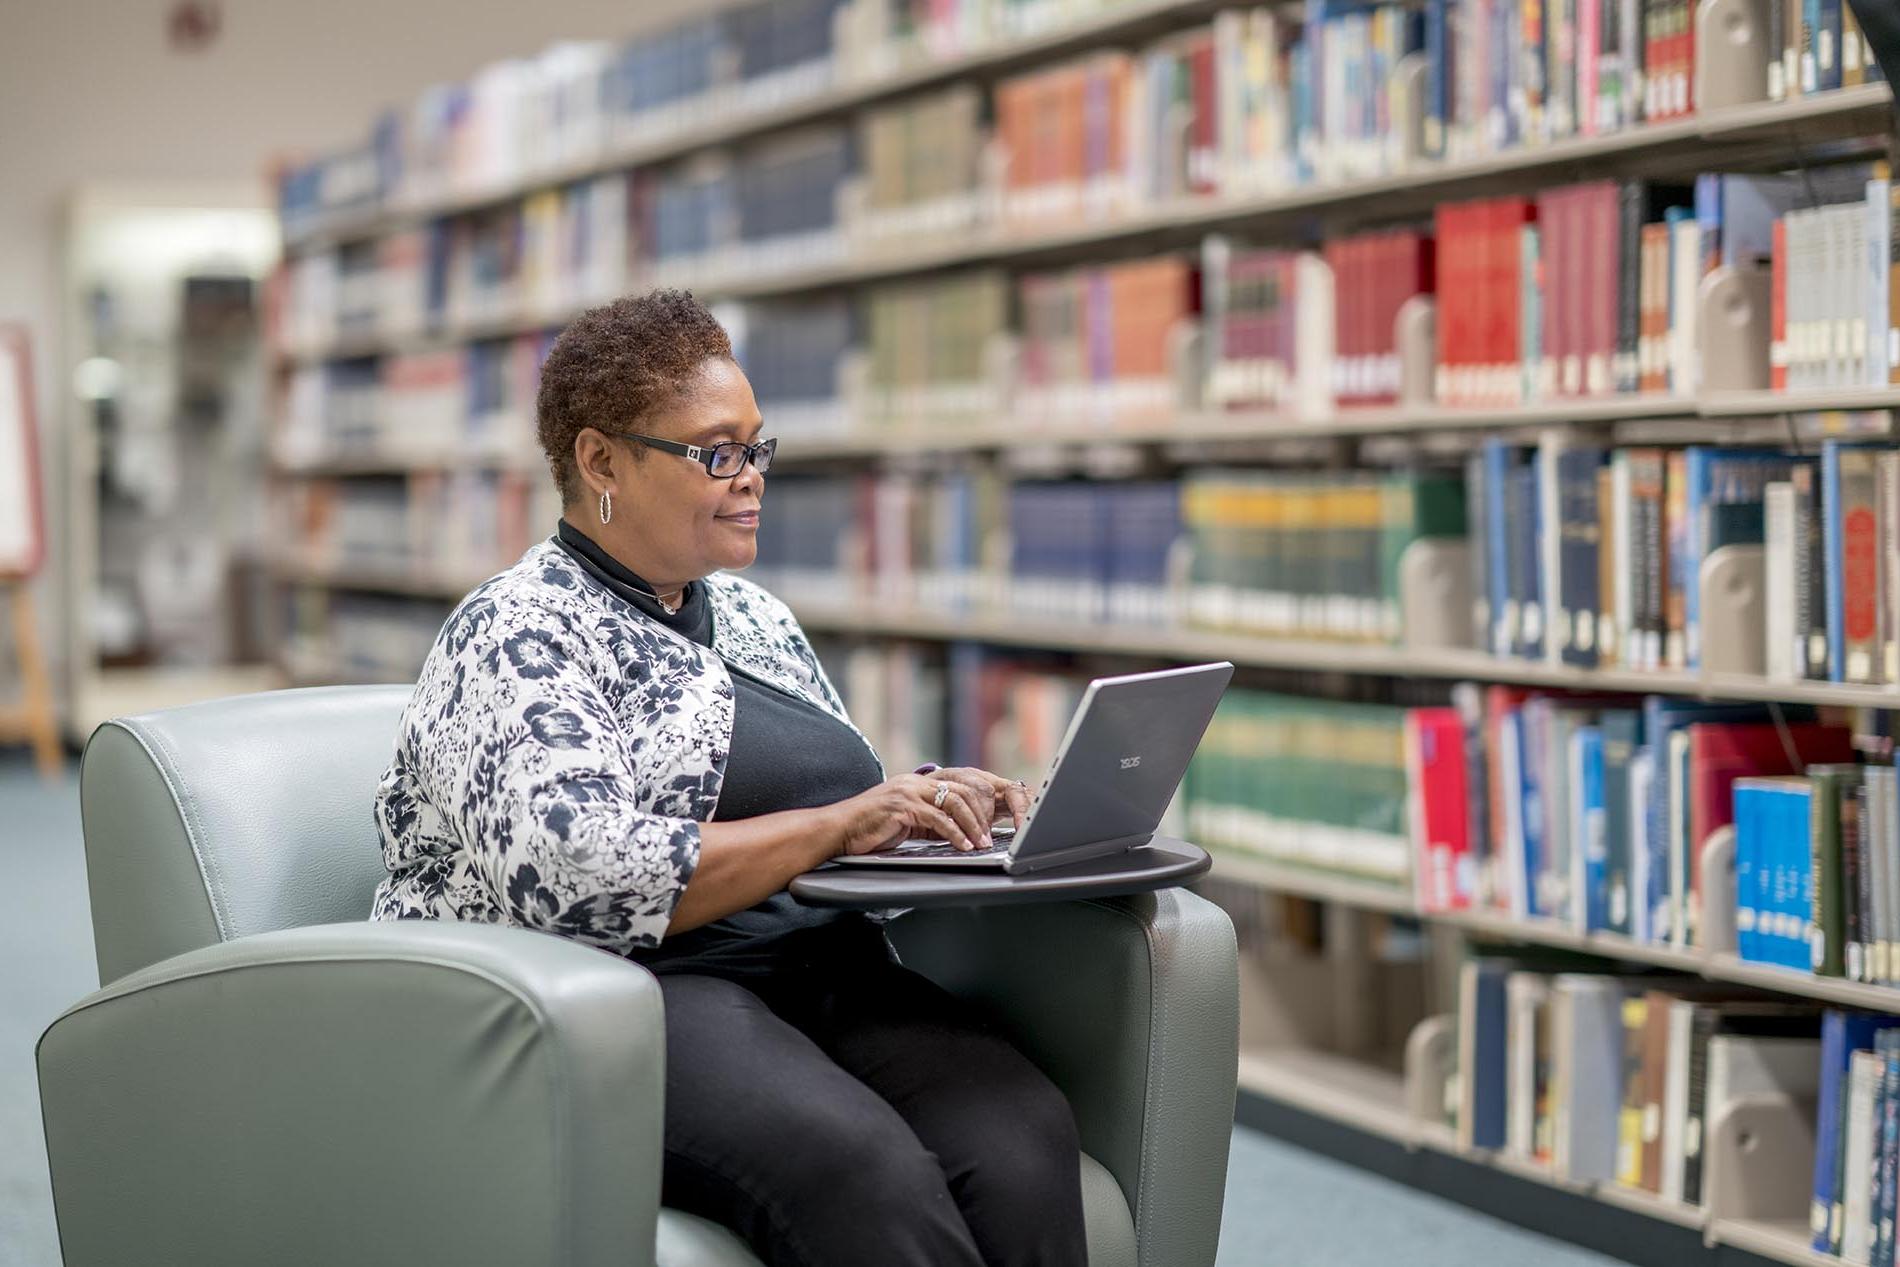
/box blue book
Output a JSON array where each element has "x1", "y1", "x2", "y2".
[
  {"x1": 1599, "y1": 710, "x2": 1643, "y2": 936},
  {"x1": 1757, "y1": 777, "x2": 1793, "y2": 968},
  {"x1": 1819, "y1": 1013, "x2": 1900, "y2": 1250},
  {"x1": 1482, "y1": 441, "x2": 1515, "y2": 656},
  {"x1": 1520, "y1": 700, "x2": 1552, "y2": 920},
  {"x1": 1575, "y1": 726, "x2": 1610, "y2": 930},
  {"x1": 1772, "y1": 779, "x2": 1814, "y2": 970},
  {"x1": 1874, "y1": 1031, "x2": 1900, "y2": 1267},
  {"x1": 1423, "y1": 0, "x2": 1451, "y2": 158},
  {"x1": 1819, "y1": 0, "x2": 1845, "y2": 91},
  {"x1": 1514, "y1": 457, "x2": 1544, "y2": 660},
  {"x1": 1463, "y1": 960, "x2": 1512, "y2": 1149},
  {"x1": 1735, "y1": 780, "x2": 1767, "y2": 964}
]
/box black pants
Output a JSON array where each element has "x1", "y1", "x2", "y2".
[{"x1": 654, "y1": 928, "x2": 1088, "y2": 1267}]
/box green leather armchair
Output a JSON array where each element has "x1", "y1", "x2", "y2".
[{"x1": 37, "y1": 685, "x2": 1239, "y2": 1267}]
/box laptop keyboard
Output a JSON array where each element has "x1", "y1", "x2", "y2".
[{"x1": 880, "y1": 825, "x2": 1016, "y2": 858}]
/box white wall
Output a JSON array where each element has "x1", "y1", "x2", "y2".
[{"x1": 0, "y1": 0, "x2": 708, "y2": 715}]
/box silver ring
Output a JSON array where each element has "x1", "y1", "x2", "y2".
[{"x1": 933, "y1": 782, "x2": 950, "y2": 809}]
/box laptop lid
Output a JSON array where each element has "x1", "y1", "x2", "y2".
[{"x1": 1009, "y1": 661, "x2": 1234, "y2": 863}]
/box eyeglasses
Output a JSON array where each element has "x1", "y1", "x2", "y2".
[{"x1": 609, "y1": 431, "x2": 777, "y2": 479}]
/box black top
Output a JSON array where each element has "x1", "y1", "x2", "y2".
[{"x1": 553, "y1": 520, "x2": 886, "y2": 977}]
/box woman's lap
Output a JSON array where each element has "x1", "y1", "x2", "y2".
[{"x1": 654, "y1": 954, "x2": 1086, "y2": 1267}]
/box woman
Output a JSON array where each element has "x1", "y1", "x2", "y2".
[{"x1": 369, "y1": 289, "x2": 1087, "y2": 1266}]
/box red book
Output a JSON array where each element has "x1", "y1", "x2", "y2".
[
  {"x1": 1484, "y1": 685, "x2": 1536, "y2": 909},
  {"x1": 1588, "y1": 182, "x2": 1621, "y2": 395},
  {"x1": 1538, "y1": 186, "x2": 1570, "y2": 398},
  {"x1": 1686, "y1": 721, "x2": 1858, "y2": 932},
  {"x1": 1499, "y1": 197, "x2": 1536, "y2": 404},
  {"x1": 1434, "y1": 203, "x2": 1464, "y2": 402},
  {"x1": 1407, "y1": 707, "x2": 1472, "y2": 912},
  {"x1": 1188, "y1": 36, "x2": 1218, "y2": 194}
]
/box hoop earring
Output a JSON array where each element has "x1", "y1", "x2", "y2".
[{"x1": 598, "y1": 489, "x2": 613, "y2": 525}]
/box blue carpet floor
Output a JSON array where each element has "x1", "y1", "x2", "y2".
[{"x1": 0, "y1": 752, "x2": 1627, "y2": 1267}]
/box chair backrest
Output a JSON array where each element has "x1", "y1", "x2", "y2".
[{"x1": 79, "y1": 684, "x2": 413, "y2": 985}]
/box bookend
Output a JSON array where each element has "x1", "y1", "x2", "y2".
[
  {"x1": 1696, "y1": 824, "x2": 1740, "y2": 957},
  {"x1": 1698, "y1": 545, "x2": 1767, "y2": 676},
  {"x1": 1697, "y1": 264, "x2": 1773, "y2": 394},
  {"x1": 1695, "y1": 0, "x2": 1774, "y2": 112},
  {"x1": 1404, "y1": 1013, "x2": 1455, "y2": 1127},
  {"x1": 1396, "y1": 294, "x2": 1437, "y2": 409},
  {"x1": 1401, "y1": 537, "x2": 1475, "y2": 651},
  {"x1": 1703, "y1": 1092, "x2": 1816, "y2": 1224}
]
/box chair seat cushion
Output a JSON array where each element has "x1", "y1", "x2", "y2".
[{"x1": 655, "y1": 1149, "x2": 1135, "y2": 1266}]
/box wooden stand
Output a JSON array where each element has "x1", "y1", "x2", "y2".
[{"x1": 0, "y1": 574, "x2": 62, "y2": 777}]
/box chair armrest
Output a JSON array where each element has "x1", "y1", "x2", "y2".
[
  {"x1": 37, "y1": 920, "x2": 666, "y2": 1267},
  {"x1": 887, "y1": 888, "x2": 1238, "y2": 1267}
]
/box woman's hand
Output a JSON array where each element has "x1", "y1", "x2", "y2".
[
  {"x1": 926, "y1": 767, "x2": 1032, "y2": 835},
  {"x1": 827, "y1": 769, "x2": 1032, "y2": 857}
]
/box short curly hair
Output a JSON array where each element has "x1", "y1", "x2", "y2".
[{"x1": 536, "y1": 289, "x2": 734, "y2": 503}]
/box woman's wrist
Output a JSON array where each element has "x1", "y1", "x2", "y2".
[{"x1": 803, "y1": 801, "x2": 850, "y2": 864}]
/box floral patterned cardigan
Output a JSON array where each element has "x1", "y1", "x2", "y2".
[{"x1": 369, "y1": 537, "x2": 883, "y2": 955}]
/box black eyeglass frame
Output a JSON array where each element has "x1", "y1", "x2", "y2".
[{"x1": 608, "y1": 430, "x2": 777, "y2": 478}]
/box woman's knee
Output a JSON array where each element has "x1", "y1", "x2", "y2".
[{"x1": 957, "y1": 1075, "x2": 1083, "y2": 1205}]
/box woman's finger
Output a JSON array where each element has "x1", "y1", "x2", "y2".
[
  {"x1": 940, "y1": 771, "x2": 1003, "y2": 828},
  {"x1": 922, "y1": 803, "x2": 974, "y2": 851},
  {"x1": 935, "y1": 780, "x2": 989, "y2": 847},
  {"x1": 1001, "y1": 779, "x2": 1032, "y2": 829}
]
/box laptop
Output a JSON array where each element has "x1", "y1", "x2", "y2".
[{"x1": 832, "y1": 661, "x2": 1234, "y2": 874}]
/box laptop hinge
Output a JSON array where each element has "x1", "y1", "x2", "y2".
[{"x1": 1007, "y1": 832, "x2": 1156, "y2": 875}]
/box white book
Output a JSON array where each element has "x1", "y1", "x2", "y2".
[
  {"x1": 1869, "y1": 180, "x2": 1893, "y2": 388},
  {"x1": 1507, "y1": 972, "x2": 1551, "y2": 1161},
  {"x1": 1293, "y1": 251, "x2": 1336, "y2": 421},
  {"x1": 1868, "y1": 770, "x2": 1892, "y2": 984},
  {"x1": 1882, "y1": 768, "x2": 1900, "y2": 985},
  {"x1": 1611, "y1": 452, "x2": 1635, "y2": 669},
  {"x1": 1765, "y1": 481, "x2": 1797, "y2": 682},
  {"x1": 1667, "y1": 728, "x2": 1692, "y2": 949},
  {"x1": 1842, "y1": 1049, "x2": 1882, "y2": 1266},
  {"x1": 1669, "y1": 218, "x2": 1701, "y2": 395},
  {"x1": 1790, "y1": 209, "x2": 1816, "y2": 392},
  {"x1": 1552, "y1": 975, "x2": 1625, "y2": 1183},
  {"x1": 1826, "y1": 205, "x2": 1851, "y2": 389},
  {"x1": 1659, "y1": 999, "x2": 1695, "y2": 1204}
]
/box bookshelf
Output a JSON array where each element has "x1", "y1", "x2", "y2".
[
  {"x1": 268, "y1": 0, "x2": 1900, "y2": 1262},
  {"x1": 275, "y1": 83, "x2": 1895, "y2": 365}
]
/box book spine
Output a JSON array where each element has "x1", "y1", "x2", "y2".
[
  {"x1": 1767, "y1": 481, "x2": 1797, "y2": 681},
  {"x1": 1818, "y1": 1009, "x2": 1847, "y2": 1249},
  {"x1": 1773, "y1": 216, "x2": 1790, "y2": 390},
  {"x1": 1840, "y1": 446, "x2": 1881, "y2": 683}
]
